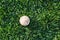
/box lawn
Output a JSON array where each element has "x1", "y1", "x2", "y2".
[{"x1": 0, "y1": 0, "x2": 60, "y2": 40}]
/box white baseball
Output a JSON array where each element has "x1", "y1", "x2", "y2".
[{"x1": 19, "y1": 16, "x2": 30, "y2": 26}]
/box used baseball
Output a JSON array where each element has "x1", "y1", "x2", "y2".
[{"x1": 19, "y1": 16, "x2": 30, "y2": 26}]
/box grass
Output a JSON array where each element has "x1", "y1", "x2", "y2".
[{"x1": 0, "y1": 0, "x2": 60, "y2": 40}]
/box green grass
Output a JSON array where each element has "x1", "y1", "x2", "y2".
[{"x1": 0, "y1": 0, "x2": 60, "y2": 40}]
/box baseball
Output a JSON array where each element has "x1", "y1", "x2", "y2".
[{"x1": 19, "y1": 16, "x2": 30, "y2": 26}]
